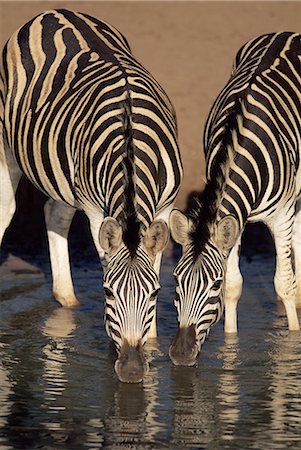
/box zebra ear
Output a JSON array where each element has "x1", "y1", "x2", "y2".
[
  {"x1": 99, "y1": 217, "x2": 123, "y2": 254},
  {"x1": 215, "y1": 215, "x2": 239, "y2": 253},
  {"x1": 169, "y1": 209, "x2": 192, "y2": 246},
  {"x1": 142, "y1": 219, "x2": 169, "y2": 258}
]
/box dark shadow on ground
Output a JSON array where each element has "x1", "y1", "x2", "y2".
[
  {"x1": 1, "y1": 178, "x2": 275, "y2": 271},
  {"x1": 1, "y1": 178, "x2": 99, "y2": 269}
]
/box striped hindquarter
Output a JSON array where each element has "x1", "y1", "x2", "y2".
[
  {"x1": 0, "y1": 9, "x2": 182, "y2": 382},
  {"x1": 1, "y1": 10, "x2": 181, "y2": 219},
  {"x1": 170, "y1": 32, "x2": 300, "y2": 366}
]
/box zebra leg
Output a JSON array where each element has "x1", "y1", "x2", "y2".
[
  {"x1": 148, "y1": 252, "x2": 163, "y2": 339},
  {"x1": 87, "y1": 214, "x2": 106, "y2": 273},
  {"x1": 44, "y1": 199, "x2": 79, "y2": 307},
  {"x1": 224, "y1": 237, "x2": 243, "y2": 333},
  {"x1": 0, "y1": 135, "x2": 22, "y2": 245},
  {"x1": 147, "y1": 207, "x2": 174, "y2": 339},
  {"x1": 292, "y1": 198, "x2": 301, "y2": 308},
  {"x1": 269, "y1": 212, "x2": 300, "y2": 331}
]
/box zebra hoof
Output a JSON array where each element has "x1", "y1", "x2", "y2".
[
  {"x1": 169, "y1": 324, "x2": 199, "y2": 366},
  {"x1": 53, "y1": 292, "x2": 80, "y2": 308},
  {"x1": 115, "y1": 339, "x2": 149, "y2": 383}
]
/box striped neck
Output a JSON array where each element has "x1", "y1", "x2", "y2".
[
  {"x1": 186, "y1": 143, "x2": 231, "y2": 260},
  {"x1": 187, "y1": 110, "x2": 251, "y2": 259}
]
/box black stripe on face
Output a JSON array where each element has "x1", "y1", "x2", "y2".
[
  {"x1": 173, "y1": 244, "x2": 224, "y2": 342},
  {"x1": 103, "y1": 246, "x2": 159, "y2": 347}
]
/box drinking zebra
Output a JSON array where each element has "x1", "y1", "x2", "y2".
[
  {"x1": 0, "y1": 9, "x2": 182, "y2": 382},
  {"x1": 169, "y1": 32, "x2": 300, "y2": 366}
]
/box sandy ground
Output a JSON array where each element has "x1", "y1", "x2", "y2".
[{"x1": 0, "y1": 1, "x2": 300, "y2": 208}]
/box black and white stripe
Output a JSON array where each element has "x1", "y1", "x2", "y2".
[
  {"x1": 0, "y1": 9, "x2": 182, "y2": 359},
  {"x1": 170, "y1": 32, "x2": 300, "y2": 364},
  {"x1": 174, "y1": 243, "x2": 224, "y2": 348},
  {"x1": 104, "y1": 246, "x2": 160, "y2": 348},
  {"x1": 2, "y1": 10, "x2": 181, "y2": 221}
]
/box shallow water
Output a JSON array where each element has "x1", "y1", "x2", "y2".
[{"x1": 1, "y1": 245, "x2": 301, "y2": 449}]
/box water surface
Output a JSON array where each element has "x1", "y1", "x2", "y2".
[{"x1": 1, "y1": 224, "x2": 301, "y2": 449}]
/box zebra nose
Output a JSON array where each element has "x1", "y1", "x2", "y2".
[
  {"x1": 115, "y1": 339, "x2": 149, "y2": 383},
  {"x1": 169, "y1": 324, "x2": 199, "y2": 366}
]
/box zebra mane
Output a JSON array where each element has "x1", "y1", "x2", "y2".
[
  {"x1": 121, "y1": 93, "x2": 141, "y2": 257},
  {"x1": 187, "y1": 101, "x2": 241, "y2": 260}
]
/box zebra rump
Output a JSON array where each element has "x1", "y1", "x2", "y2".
[
  {"x1": 170, "y1": 32, "x2": 301, "y2": 366},
  {"x1": 0, "y1": 9, "x2": 183, "y2": 382}
]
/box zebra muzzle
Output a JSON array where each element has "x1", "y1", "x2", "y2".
[
  {"x1": 115, "y1": 339, "x2": 149, "y2": 383},
  {"x1": 169, "y1": 324, "x2": 199, "y2": 366}
]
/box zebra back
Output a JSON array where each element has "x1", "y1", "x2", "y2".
[
  {"x1": 1, "y1": 9, "x2": 182, "y2": 233},
  {"x1": 204, "y1": 32, "x2": 301, "y2": 183},
  {"x1": 169, "y1": 32, "x2": 301, "y2": 366},
  {"x1": 188, "y1": 31, "x2": 301, "y2": 247}
]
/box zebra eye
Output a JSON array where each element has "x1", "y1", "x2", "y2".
[
  {"x1": 212, "y1": 279, "x2": 223, "y2": 290},
  {"x1": 175, "y1": 291, "x2": 180, "y2": 303},
  {"x1": 104, "y1": 287, "x2": 114, "y2": 298},
  {"x1": 151, "y1": 289, "x2": 160, "y2": 299}
]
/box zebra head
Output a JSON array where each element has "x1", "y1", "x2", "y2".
[
  {"x1": 169, "y1": 210, "x2": 239, "y2": 366},
  {"x1": 99, "y1": 217, "x2": 169, "y2": 383}
]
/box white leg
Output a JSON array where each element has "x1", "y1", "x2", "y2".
[
  {"x1": 224, "y1": 236, "x2": 243, "y2": 333},
  {"x1": 153, "y1": 251, "x2": 163, "y2": 277},
  {"x1": 147, "y1": 252, "x2": 163, "y2": 339},
  {"x1": 87, "y1": 213, "x2": 107, "y2": 273},
  {"x1": 269, "y1": 210, "x2": 300, "y2": 331},
  {"x1": 148, "y1": 205, "x2": 174, "y2": 339},
  {"x1": 148, "y1": 311, "x2": 157, "y2": 339},
  {"x1": 44, "y1": 199, "x2": 78, "y2": 307},
  {"x1": 292, "y1": 199, "x2": 301, "y2": 308},
  {"x1": 0, "y1": 133, "x2": 22, "y2": 245}
]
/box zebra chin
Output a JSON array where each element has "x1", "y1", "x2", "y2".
[
  {"x1": 169, "y1": 324, "x2": 200, "y2": 367},
  {"x1": 114, "y1": 339, "x2": 149, "y2": 383}
]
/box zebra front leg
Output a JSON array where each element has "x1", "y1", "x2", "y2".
[
  {"x1": 147, "y1": 208, "x2": 173, "y2": 339},
  {"x1": 269, "y1": 212, "x2": 300, "y2": 331},
  {"x1": 292, "y1": 199, "x2": 301, "y2": 308},
  {"x1": 87, "y1": 213, "x2": 107, "y2": 273},
  {"x1": 148, "y1": 251, "x2": 164, "y2": 339},
  {"x1": 44, "y1": 199, "x2": 79, "y2": 307},
  {"x1": 148, "y1": 310, "x2": 157, "y2": 339},
  {"x1": 224, "y1": 237, "x2": 243, "y2": 333}
]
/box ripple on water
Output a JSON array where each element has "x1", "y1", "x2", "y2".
[{"x1": 0, "y1": 254, "x2": 301, "y2": 449}]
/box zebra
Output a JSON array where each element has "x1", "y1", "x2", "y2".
[
  {"x1": 169, "y1": 32, "x2": 301, "y2": 366},
  {"x1": 0, "y1": 9, "x2": 183, "y2": 382}
]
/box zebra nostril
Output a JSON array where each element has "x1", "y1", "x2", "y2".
[
  {"x1": 115, "y1": 357, "x2": 149, "y2": 383},
  {"x1": 115, "y1": 340, "x2": 149, "y2": 383},
  {"x1": 169, "y1": 344, "x2": 199, "y2": 367},
  {"x1": 169, "y1": 325, "x2": 199, "y2": 366}
]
